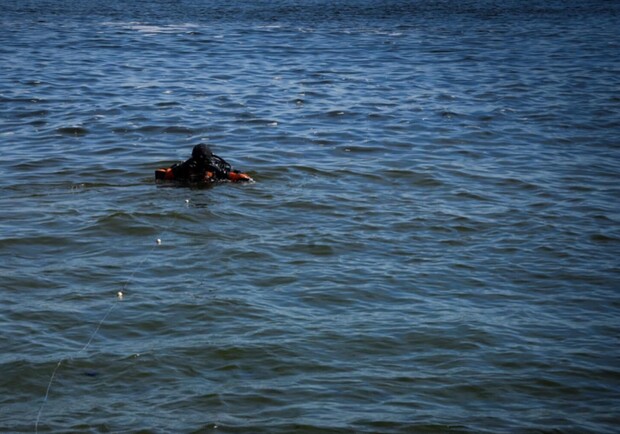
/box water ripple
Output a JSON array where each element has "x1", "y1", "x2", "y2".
[{"x1": 1, "y1": 1, "x2": 620, "y2": 433}]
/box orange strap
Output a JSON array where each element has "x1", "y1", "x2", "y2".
[{"x1": 228, "y1": 171, "x2": 252, "y2": 182}]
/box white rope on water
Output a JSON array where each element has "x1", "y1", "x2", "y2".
[{"x1": 34, "y1": 235, "x2": 166, "y2": 433}]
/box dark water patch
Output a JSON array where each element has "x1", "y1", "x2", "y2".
[
  {"x1": 56, "y1": 126, "x2": 89, "y2": 136},
  {"x1": 29, "y1": 119, "x2": 48, "y2": 128},
  {"x1": 155, "y1": 101, "x2": 182, "y2": 108},
  {"x1": 589, "y1": 233, "x2": 620, "y2": 244}
]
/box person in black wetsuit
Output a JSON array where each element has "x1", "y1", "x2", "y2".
[
  {"x1": 155, "y1": 143, "x2": 252, "y2": 183},
  {"x1": 171, "y1": 143, "x2": 233, "y2": 183}
]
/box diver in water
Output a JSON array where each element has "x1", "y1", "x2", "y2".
[
  {"x1": 172, "y1": 143, "x2": 231, "y2": 182},
  {"x1": 155, "y1": 143, "x2": 252, "y2": 184}
]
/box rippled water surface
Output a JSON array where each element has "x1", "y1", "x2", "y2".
[{"x1": 2, "y1": 1, "x2": 620, "y2": 432}]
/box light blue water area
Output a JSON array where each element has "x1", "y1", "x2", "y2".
[{"x1": 1, "y1": 1, "x2": 620, "y2": 432}]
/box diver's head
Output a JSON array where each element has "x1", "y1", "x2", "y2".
[{"x1": 192, "y1": 143, "x2": 213, "y2": 162}]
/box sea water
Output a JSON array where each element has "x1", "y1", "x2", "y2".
[{"x1": 1, "y1": 0, "x2": 619, "y2": 432}]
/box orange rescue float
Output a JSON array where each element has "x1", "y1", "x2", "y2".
[{"x1": 155, "y1": 167, "x2": 253, "y2": 183}]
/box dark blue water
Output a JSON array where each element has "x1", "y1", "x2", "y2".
[{"x1": 1, "y1": 1, "x2": 620, "y2": 432}]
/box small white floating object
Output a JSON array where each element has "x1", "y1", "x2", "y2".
[
  {"x1": 156, "y1": 238, "x2": 162, "y2": 245},
  {"x1": 117, "y1": 291, "x2": 124, "y2": 300},
  {"x1": 185, "y1": 199, "x2": 190, "y2": 204}
]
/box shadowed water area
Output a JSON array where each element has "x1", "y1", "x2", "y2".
[{"x1": 1, "y1": 0, "x2": 620, "y2": 432}]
